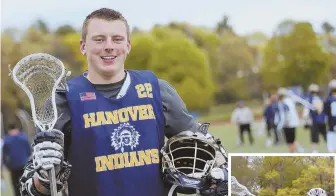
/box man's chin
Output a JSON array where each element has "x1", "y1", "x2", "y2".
[{"x1": 99, "y1": 65, "x2": 124, "y2": 75}]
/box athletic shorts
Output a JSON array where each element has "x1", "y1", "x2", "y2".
[
  {"x1": 283, "y1": 127, "x2": 295, "y2": 144},
  {"x1": 311, "y1": 123, "x2": 327, "y2": 143}
]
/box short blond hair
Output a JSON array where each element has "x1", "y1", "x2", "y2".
[{"x1": 81, "y1": 8, "x2": 130, "y2": 41}]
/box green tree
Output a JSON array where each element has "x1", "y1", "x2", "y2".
[
  {"x1": 215, "y1": 32, "x2": 255, "y2": 102},
  {"x1": 261, "y1": 22, "x2": 330, "y2": 90},
  {"x1": 259, "y1": 157, "x2": 307, "y2": 192},
  {"x1": 322, "y1": 22, "x2": 335, "y2": 34},
  {"x1": 55, "y1": 24, "x2": 77, "y2": 36},
  {"x1": 216, "y1": 15, "x2": 233, "y2": 34},
  {"x1": 125, "y1": 33, "x2": 158, "y2": 70},
  {"x1": 276, "y1": 188, "x2": 301, "y2": 196},
  {"x1": 149, "y1": 37, "x2": 214, "y2": 111},
  {"x1": 245, "y1": 32, "x2": 269, "y2": 47},
  {"x1": 281, "y1": 22, "x2": 330, "y2": 87},
  {"x1": 292, "y1": 157, "x2": 334, "y2": 195},
  {"x1": 188, "y1": 27, "x2": 220, "y2": 83},
  {"x1": 151, "y1": 26, "x2": 186, "y2": 40},
  {"x1": 33, "y1": 19, "x2": 50, "y2": 34},
  {"x1": 259, "y1": 187, "x2": 276, "y2": 196},
  {"x1": 259, "y1": 36, "x2": 285, "y2": 91},
  {"x1": 61, "y1": 33, "x2": 87, "y2": 73}
]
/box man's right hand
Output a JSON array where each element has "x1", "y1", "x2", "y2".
[{"x1": 32, "y1": 129, "x2": 64, "y2": 190}]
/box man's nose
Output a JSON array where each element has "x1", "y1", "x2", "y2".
[{"x1": 104, "y1": 39, "x2": 115, "y2": 52}]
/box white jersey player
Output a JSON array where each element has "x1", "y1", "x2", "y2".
[{"x1": 274, "y1": 88, "x2": 304, "y2": 153}]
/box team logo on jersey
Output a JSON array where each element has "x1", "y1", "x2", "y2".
[{"x1": 111, "y1": 122, "x2": 140, "y2": 152}]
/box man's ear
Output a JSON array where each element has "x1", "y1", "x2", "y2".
[
  {"x1": 127, "y1": 40, "x2": 131, "y2": 54},
  {"x1": 80, "y1": 39, "x2": 86, "y2": 55}
]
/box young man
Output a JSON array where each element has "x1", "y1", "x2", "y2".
[
  {"x1": 231, "y1": 101, "x2": 254, "y2": 145},
  {"x1": 323, "y1": 79, "x2": 336, "y2": 153},
  {"x1": 263, "y1": 95, "x2": 279, "y2": 146},
  {"x1": 2, "y1": 123, "x2": 31, "y2": 196},
  {"x1": 303, "y1": 84, "x2": 327, "y2": 153},
  {"x1": 19, "y1": 8, "x2": 227, "y2": 196},
  {"x1": 274, "y1": 88, "x2": 303, "y2": 153}
]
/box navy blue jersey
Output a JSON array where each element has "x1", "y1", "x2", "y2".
[
  {"x1": 65, "y1": 70, "x2": 165, "y2": 196},
  {"x1": 324, "y1": 95, "x2": 336, "y2": 132},
  {"x1": 263, "y1": 104, "x2": 275, "y2": 123},
  {"x1": 2, "y1": 132, "x2": 31, "y2": 170},
  {"x1": 307, "y1": 95, "x2": 326, "y2": 124}
]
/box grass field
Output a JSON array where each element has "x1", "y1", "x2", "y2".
[
  {"x1": 1, "y1": 121, "x2": 329, "y2": 196},
  {"x1": 210, "y1": 121, "x2": 329, "y2": 153}
]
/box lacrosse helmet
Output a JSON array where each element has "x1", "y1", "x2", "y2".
[
  {"x1": 161, "y1": 130, "x2": 217, "y2": 194},
  {"x1": 307, "y1": 188, "x2": 327, "y2": 196},
  {"x1": 329, "y1": 79, "x2": 336, "y2": 90},
  {"x1": 308, "y1": 84, "x2": 319, "y2": 93},
  {"x1": 277, "y1": 87, "x2": 288, "y2": 97}
]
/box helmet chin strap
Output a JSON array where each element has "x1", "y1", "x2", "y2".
[{"x1": 168, "y1": 184, "x2": 178, "y2": 196}]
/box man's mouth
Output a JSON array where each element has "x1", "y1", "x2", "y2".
[{"x1": 101, "y1": 56, "x2": 116, "y2": 60}]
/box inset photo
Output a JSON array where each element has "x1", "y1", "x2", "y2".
[{"x1": 229, "y1": 154, "x2": 334, "y2": 196}]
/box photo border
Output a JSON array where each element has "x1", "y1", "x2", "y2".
[{"x1": 228, "y1": 153, "x2": 336, "y2": 196}]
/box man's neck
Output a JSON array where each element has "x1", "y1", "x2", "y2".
[{"x1": 87, "y1": 69, "x2": 126, "y2": 84}]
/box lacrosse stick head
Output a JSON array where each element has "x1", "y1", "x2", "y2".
[
  {"x1": 231, "y1": 176, "x2": 255, "y2": 196},
  {"x1": 10, "y1": 53, "x2": 67, "y2": 131}
]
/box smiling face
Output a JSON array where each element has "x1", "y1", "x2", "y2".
[
  {"x1": 80, "y1": 19, "x2": 131, "y2": 81},
  {"x1": 80, "y1": 8, "x2": 131, "y2": 83}
]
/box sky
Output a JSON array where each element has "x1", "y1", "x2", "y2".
[{"x1": 1, "y1": 0, "x2": 335, "y2": 36}]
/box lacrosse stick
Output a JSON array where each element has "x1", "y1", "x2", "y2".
[
  {"x1": 9, "y1": 53, "x2": 70, "y2": 196},
  {"x1": 231, "y1": 176, "x2": 255, "y2": 196},
  {"x1": 286, "y1": 90, "x2": 316, "y2": 111}
]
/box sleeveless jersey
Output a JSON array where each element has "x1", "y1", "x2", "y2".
[
  {"x1": 324, "y1": 95, "x2": 336, "y2": 132},
  {"x1": 307, "y1": 95, "x2": 326, "y2": 124},
  {"x1": 65, "y1": 70, "x2": 165, "y2": 196}
]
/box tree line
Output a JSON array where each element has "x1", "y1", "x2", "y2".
[{"x1": 231, "y1": 156, "x2": 334, "y2": 196}]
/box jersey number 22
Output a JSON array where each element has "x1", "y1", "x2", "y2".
[{"x1": 135, "y1": 83, "x2": 153, "y2": 98}]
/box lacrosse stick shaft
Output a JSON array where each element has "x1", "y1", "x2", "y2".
[
  {"x1": 49, "y1": 167, "x2": 58, "y2": 196},
  {"x1": 287, "y1": 91, "x2": 315, "y2": 110}
]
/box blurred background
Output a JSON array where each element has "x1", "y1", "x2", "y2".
[
  {"x1": 1, "y1": 0, "x2": 336, "y2": 195},
  {"x1": 231, "y1": 156, "x2": 335, "y2": 196}
]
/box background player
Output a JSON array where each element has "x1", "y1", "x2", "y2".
[
  {"x1": 323, "y1": 79, "x2": 336, "y2": 153},
  {"x1": 274, "y1": 88, "x2": 304, "y2": 153},
  {"x1": 303, "y1": 84, "x2": 327, "y2": 153},
  {"x1": 231, "y1": 101, "x2": 254, "y2": 146},
  {"x1": 263, "y1": 95, "x2": 279, "y2": 146}
]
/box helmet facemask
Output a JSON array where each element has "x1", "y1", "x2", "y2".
[{"x1": 161, "y1": 135, "x2": 217, "y2": 192}]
